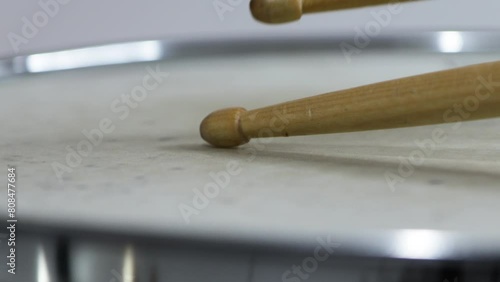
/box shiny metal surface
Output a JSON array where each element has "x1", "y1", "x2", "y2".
[
  {"x1": 0, "y1": 31, "x2": 500, "y2": 77},
  {"x1": 2, "y1": 224, "x2": 500, "y2": 282},
  {"x1": 0, "y1": 233, "x2": 63, "y2": 282}
]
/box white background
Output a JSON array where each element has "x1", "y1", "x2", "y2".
[{"x1": 0, "y1": 0, "x2": 498, "y2": 58}]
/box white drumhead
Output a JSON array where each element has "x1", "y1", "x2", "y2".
[{"x1": 1, "y1": 37, "x2": 500, "y2": 259}]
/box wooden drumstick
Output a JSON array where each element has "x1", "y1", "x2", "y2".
[
  {"x1": 250, "y1": 0, "x2": 417, "y2": 23},
  {"x1": 200, "y1": 61, "x2": 500, "y2": 148}
]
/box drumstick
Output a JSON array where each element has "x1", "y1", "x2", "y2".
[
  {"x1": 250, "y1": 0, "x2": 417, "y2": 23},
  {"x1": 200, "y1": 61, "x2": 500, "y2": 148}
]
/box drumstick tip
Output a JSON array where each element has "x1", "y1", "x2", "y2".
[
  {"x1": 200, "y1": 107, "x2": 250, "y2": 148},
  {"x1": 250, "y1": 0, "x2": 302, "y2": 24}
]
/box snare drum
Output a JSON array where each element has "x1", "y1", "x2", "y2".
[{"x1": 1, "y1": 31, "x2": 500, "y2": 282}]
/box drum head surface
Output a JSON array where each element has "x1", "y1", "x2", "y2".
[{"x1": 1, "y1": 35, "x2": 500, "y2": 281}]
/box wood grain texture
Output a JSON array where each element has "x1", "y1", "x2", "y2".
[
  {"x1": 200, "y1": 61, "x2": 500, "y2": 147},
  {"x1": 250, "y1": 0, "x2": 417, "y2": 23}
]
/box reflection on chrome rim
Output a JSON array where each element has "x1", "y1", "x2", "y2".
[{"x1": 1, "y1": 31, "x2": 499, "y2": 78}]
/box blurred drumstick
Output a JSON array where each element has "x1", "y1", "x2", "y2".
[
  {"x1": 200, "y1": 61, "x2": 500, "y2": 148},
  {"x1": 250, "y1": 0, "x2": 417, "y2": 23}
]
